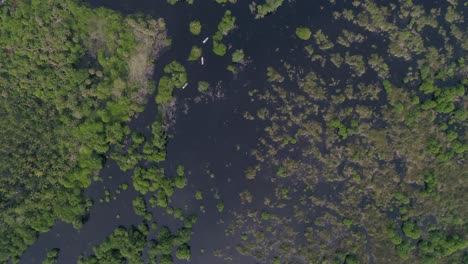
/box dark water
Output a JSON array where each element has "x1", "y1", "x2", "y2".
[{"x1": 20, "y1": 0, "x2": 352, "y2": 263}]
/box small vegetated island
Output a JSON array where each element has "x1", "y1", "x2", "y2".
[{"x1": 0, "y1": 0, "x2": 467, "y2": 263}]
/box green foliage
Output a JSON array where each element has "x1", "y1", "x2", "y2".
[
  {"x1": 397, "y1": 241, "x2": 413, "y2": 260},
  {"x1": 42, "y1": 249, "x2": 59, "y2": 264},
  {"x1": 386, "y1": 226, "x2": 403, "y2": 245},
  {"x1": 176, "y1": 244, "x2": 191, "y2": 260},
  {"x1": 261, "y1": 211, "x2": 272, "y2": 220},
  {"x1": 295, "y1": 27, "x2": 311, "y2": 40},
  {"x1": 175, "y1": 176, "x2": 187, "y2": 189},
  {"x1": 245, "y1": 166, "x2": 257, "y2": 180},
  {"x1": 188, "y1": 46, "x2": 202, "y2": 61},
  {"x1": 174, "y1": 165, "x2": 187, "y2": 188},
  {"x1": 232, "y1": 49, "x2": 245, "y2": 63},
  {"x1": 174, "y1": 228, "x2": 193, "y2": 245},
  {"x1": 314, "y1": 30, "x2": 334, "y2": 49},
  {"x1": 227, "y1": 65, "x2": 238, "y2": 75},
  {"x1": 110, "y1": 117, "x2": 166, "y2": 169},
  {"x1": 156, "y1": 61, "x2": 187, "y2": 104},
  {"x1": 132, "y1": 166, "x2": 166, "y2": 194},
  {"x1": 183, "y1": 215, "x2": 198, "y2": 228},
  {"x1": 388, "y1": 30, "x2": 424, "y2": 60},
  {"x1": 197, "y1": 81, "x2": 210, "y2": 92},
  {"x1": 212, "y1": 11, "x2": 236, "y2": 56},
  {"x1": 418, "y1": 231, "x2": 468, "y2": 258},
  {"x1": 419, "y1": 80, "x2": 436, "y2": 94},
  {"x1": 217, "y1": 10, "x2": 236, "y2": 34},
  {"x1": 133, "y1": 195, "x2": 149, "y2": 217},
  {"x1": 344, "y1": 53, "x2": 366, "y2": 76},
  {"x1": 0, "y1": 1, "x2": 167, "y2": 261},
  {"x1": 402, "y1": 221, "x2": 421, "y2": 240},
  {"x1": 189, "y1": 20, "x2": 201, "y2": 35},
  {"x1": 195, "y1": 190, "x2": 203, "y2": 200},
  {"x1": 164, "y1": 61, "x2": 187, "y2": 88},
  {"x1": 217, "y1": 201, "x2": 225, "y2": 212},
  {"x1": 423, "y1": 172, "x2": 437, "y2": 193},
  {"x1": 177, "y1": 165, "x2": 185, "y2": 176},
  {"x1": 143, "y1": 118, "x2": 168, "y2": 163},
  {"x1": 167, "y1": 0, "x2": 180, "y2": 5},
  {"x1": 159, "y1": 255, "x2": 173, "y2": 264},
  {"x1": 81, "y1": 226, "x2": 146, "y2": 263},
  {"x1": 231, "y1": 1, "x2": 467, "y2": 263},
  {"x1": 394, "y1": 192, "x2": 410, "y2": 205},
  {"x1": 215, "y1": 0, "x2": 238, "y2": 3},
  {"x1": 252, "y1": 0, "x2": 285, "y2": 19},
  {"x1": 276, "y1": 166, "x2": 289, "y2": 178},
  {"x1": 150, "y1": 227, "x2": 174, "y2": 255},
  {"x1": 266, "y1": 67, "x2": 284, "y2": 83},
  {"x1": 343, "y1": 219, "x2": 353, "y2": 228},
  {"x1": 174, "y1": 208, "x2": 183, "y2": 220},
  {"x1": 156, "y1": 191, "x2": 169, "y2": 208},
  {"x1": 213, "y1": 42, "x2": 227, "y2": 56}
]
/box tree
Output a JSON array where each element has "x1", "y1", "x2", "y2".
[
  {"x1": 197, "y1": 81, "x2": 209, "y2": 92},
  {"x1": 174, "y1": 228, "x2": 192, "y2": 245},
  {"x1": 189, "y1": 21, "x2": 201, "y2": 35},
  {"x1": 188, "y1": 46, "x2": 202, "y2": 61},
  {"x1": 402, "y1": 221, "x2": 421, "y2": 240},
  {"x1": 159, "y1": 255, "x2": 173, "y2": 264},
  {"x1": 175, "y1": 244, "x2": 191, "y2": 260},
  {"x1": 176, "y1": 165, "x2": 185, "y2": 176},
  {"x1": 295, "y1": 27, "x2": 312, "y2": 40},
  {"x1": 132, "y1": 195, "x2": 148, "y2": 217},
  {"x1": 232, "y1": 49, "x2": 245, "y2": 63},
  {"x1": 174, "y1": 176, "x2": 186, "y2": 189}
]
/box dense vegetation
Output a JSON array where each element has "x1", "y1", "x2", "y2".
[
  {"x1": 0, "y1": 0, "x2": 168, "y2": 262},
  {"x1": 212, "y1": 10, "x2": 236, "y2": 56},
  {"x1": 249, "y1": 0, "x2": 285, "y2": 19},
  {"x1": 189, "y1": 20, "x2": 201, "y2": 35},
  {"x1": 156, "y1": 61, "x2": 187, "y2": 104}
]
